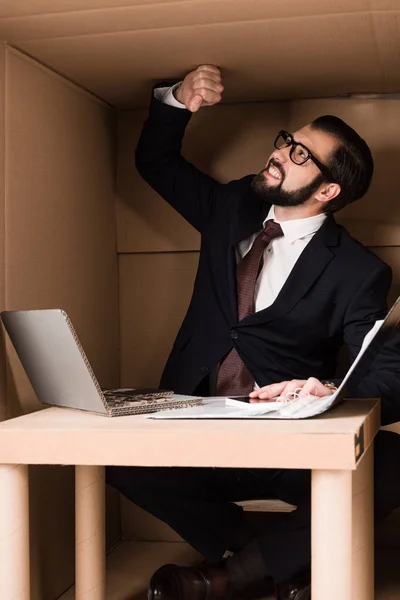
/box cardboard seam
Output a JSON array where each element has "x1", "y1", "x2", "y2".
[
  {"x1": 368, "y1": 11, "x2": 388, "y2": 91},
  {"x1": 0, "y1": 3, "x2": 395, "y2": 34},
  {"x1": 3, "y1": 42, "x2": 9, "y2": 421},
  {"x1": 12, "y1": 9, "x2": 400, "y2": 44},
  {"x1": 0, "y1": 0, "x2": 199, "y2": 21},
  {"x1": 2, "y1": 0, "x2": 392, "y2": 22},
  {"x1": 0, "y1": 42, "x2": 6, "y2": 422},
  {"x1": 3, "y1": 45, "x2": 8, "y2": 314},
  {"x1": 5, "y1": 44, "x2": 115, "y2": 110},
  {"x1": 110, "y1": 111, "x2": 122, "y2": 388}
]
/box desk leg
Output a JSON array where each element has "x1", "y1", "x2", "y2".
[
  {"x1": 311, "y1": 468, "x2": 352, "y2": 600},
  {"x1": 75, "y1": 466, "x2": 106, "y2": 600},
  {"x1": 312, "y1": 445, "x2": 374, "y2": 600},
  {"x1": 0, "y1": 464, "x2": 30, "y2": 599},
  {"x1": 351, "y1": 443, "x2": 374, "y2": 600}
]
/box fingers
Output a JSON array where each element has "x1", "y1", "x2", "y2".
[
  {"x1": 191, "y1": 76, "x2": 223, "y2": 105},
  {"x1": 188, "y1": 84, "x2": 222, "y2": 111},
  {"x1": 184, "y1": 65, "x2": 223, "y2": 111},
  {"x1": 249, "y1": 381, "x2": 290, "y2": 402},
  {"x1": 192, "y1": 66, "x2": 222, "y2": 91},
  {"x1": 188, "y1": 94, "x2": 204, "y2": 113},
  {"x1": 192, "y1": 67, "x2": 222, "y2": 86},
  {"x1": 196, "y1": 64, "x2": 221, "y2": 76},
  {"x1": 272, "y1": 380, "x2": 306, "y2": 400},
  {"x1": 193, "y1": 79, "x2": 223, "y2": 97},
  {"x1": 299, "y1": 377, "x2": 332, "y2": 397},
  {"x1": 249, "y1": 378, "x2": 332, "y2": 403}
]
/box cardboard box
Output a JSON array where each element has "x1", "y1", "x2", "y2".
[{"x1": 0, "y1": 2, "x2": 400, "y2": 598}]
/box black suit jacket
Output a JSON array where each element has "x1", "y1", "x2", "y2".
[{"x1": 135, "y1": 94, "x2": 400, "y2": 425}]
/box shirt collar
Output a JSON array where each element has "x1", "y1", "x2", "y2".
[{"x1": 264, "y1": 206, "x2": 327, "y2": 243}]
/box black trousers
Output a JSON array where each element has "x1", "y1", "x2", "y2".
[{"x1": 106, "y1": 430, "x2": 400, "y2": 582}]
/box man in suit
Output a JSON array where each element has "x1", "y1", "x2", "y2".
[{"x1": 106, "y1": 65, "x2": 400, "y2": 599}]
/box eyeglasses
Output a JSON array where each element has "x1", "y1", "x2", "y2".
[{"x1": 274, "y1": 130, "x2": 334, "y2": 182}]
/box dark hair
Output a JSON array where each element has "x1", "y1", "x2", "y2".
[{"x1": 310, "y1": 115, "x2": 374, "y2": 214}]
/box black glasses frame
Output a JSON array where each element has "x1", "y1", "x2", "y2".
[{"x1": 274, "y1": 130, "x2": 334, "y2": 182}]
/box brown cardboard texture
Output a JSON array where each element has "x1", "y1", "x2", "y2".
[
  {"x1": 0, "y1": 1, "x2": 399, "y2": 108},
  {"x1": 1, "y1": 46, "x2": 120, "y2": 600},
  {"x1": 0, "y1": 3, "x2": 400, "y2": 598}
]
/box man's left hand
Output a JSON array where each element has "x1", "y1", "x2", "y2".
[{"x1": 249, "y1": 378, "x2": 334, "y2": 402}]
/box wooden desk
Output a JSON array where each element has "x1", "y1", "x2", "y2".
[{"x1": 0, "y1": 398, "x2": 380, "y2": 600}]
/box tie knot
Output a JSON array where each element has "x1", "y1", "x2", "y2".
[{"x1": 262, "y1": 219, "x2": 283, "y2": 242}]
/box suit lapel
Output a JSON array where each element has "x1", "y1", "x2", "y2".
[
  {"x1": 229, "y1": 194, "x2": 270, "y2": 248},
  {"x1": 238, "y1": 215, "x2": 340, "y2": 327}
]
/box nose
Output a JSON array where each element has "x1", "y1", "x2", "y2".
[{"x1": 272, "y1": 147, "x2": 289, "y2": 164}]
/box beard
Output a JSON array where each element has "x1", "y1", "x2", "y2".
[{"x1": 251, "y1": 160, "x2": 325, "y2": 208}]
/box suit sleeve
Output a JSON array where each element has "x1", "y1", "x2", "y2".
[
  {"x1": 343, "y1": 263, "x2": 400, "y2": 425},
  {"x1": 135, "y1": 91, "x2": 228, "y2": 233}
]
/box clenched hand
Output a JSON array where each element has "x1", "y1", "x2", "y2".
[{"x1": 174, "y1": 65, "x2": 224, "y2": 112}]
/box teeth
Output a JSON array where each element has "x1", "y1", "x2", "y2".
[{"x1": 268, "y1": 165, "x2": 282, "y2": 180}]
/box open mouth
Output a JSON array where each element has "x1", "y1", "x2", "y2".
[{"x1": 264, "y1": 161, "x2": 284, "y2": 182}]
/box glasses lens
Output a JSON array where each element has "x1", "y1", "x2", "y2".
[
  {"x1": 275, "y1": 132, "x2": 291, "y2": 149},
  {"x1": 291, "y1": 143, "x2": 310, "y2": 165}
]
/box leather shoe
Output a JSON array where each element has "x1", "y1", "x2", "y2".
[
  {"x1": 148, "y1": 563, "x2": 233, "y2": 600},
  {"x1": 275, "y1": 569, "x2": 311, "y2": 600}
]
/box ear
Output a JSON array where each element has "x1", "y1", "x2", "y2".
[{"x1": 314, "y1": 182, "x2": 341, "y2": 205}]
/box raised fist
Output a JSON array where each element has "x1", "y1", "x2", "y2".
[{"x1": 174, "y1": 65, "x2": 224, "y2": 112}]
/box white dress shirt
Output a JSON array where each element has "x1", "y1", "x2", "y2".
[
  {"x1": 155, "y1": 83, "x2": 186, "y2": 108},
  {"x1": 154, "y1": 85, "x2": 327, "y2": 311},
  {"x1": 239, "y1": 207, "x2": 326, "y2": 311}
]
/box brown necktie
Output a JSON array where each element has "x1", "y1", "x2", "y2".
[{"x1": 216, "y1": 220, "x2": 284, "y2": 396}]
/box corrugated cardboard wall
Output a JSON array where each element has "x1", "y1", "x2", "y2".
[
  {"x1": 117, "y1": 96, "x2": 400, "y2": 540},
  {"x1": 1, "y1": 38, "x2": 399, "y2": 579},
  {"x1": 1, "y1": 48, "x2": 120, "y2": 600},
  {"x1": 3, "y1": 0, "x2": 400, "y2": 109},
  {"x1": 0, "y1": 45, "x2": 6, "y2": 423}
]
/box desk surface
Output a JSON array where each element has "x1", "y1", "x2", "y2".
[{"x1": 0, "y1": 399, "x2": 380, "y2": 470}]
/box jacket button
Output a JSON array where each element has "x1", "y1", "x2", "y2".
[
  {"x1": 231, "y1": 330, "x2": 239, "y2": 340},
  {"x1": 200, "y1": 365, "x2": 209, "y2": 374}
]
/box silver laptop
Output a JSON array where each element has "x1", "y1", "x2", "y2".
[{"x1": 1, "y1": 309, "x2": 201, "y2": 417}]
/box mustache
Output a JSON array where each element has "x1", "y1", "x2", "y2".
[{"x1": 262, "y1": 159, "x2": 285, "y2": 181}]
